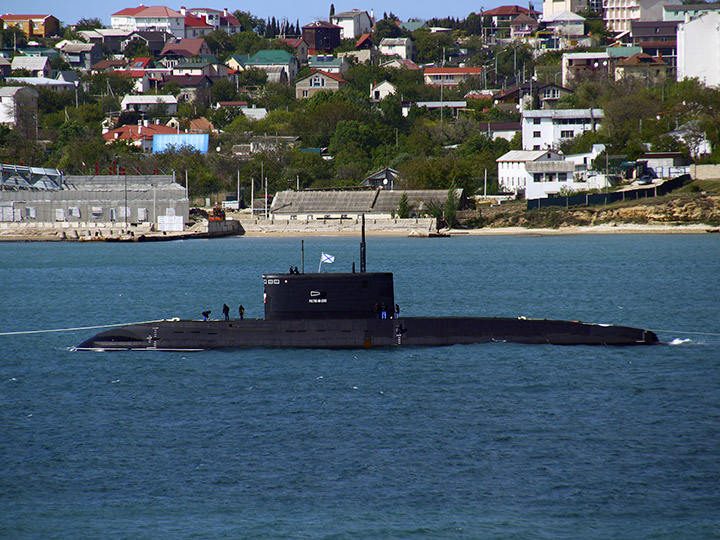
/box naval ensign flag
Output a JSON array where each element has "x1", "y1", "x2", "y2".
[{"x1": 319, "y1": 252, "x2": 335, "y2": 271}]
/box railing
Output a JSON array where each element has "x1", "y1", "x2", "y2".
[{"x1": 526, "y1": 175, "x2": 690, "y2": 210}]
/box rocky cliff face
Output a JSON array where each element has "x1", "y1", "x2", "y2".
[{"x1": 482, "y1": 195, "x2": 720, "y2": 229}]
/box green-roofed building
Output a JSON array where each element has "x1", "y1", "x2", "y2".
[{"x1": 242, "y1": 49, "x2": 299, "y2": 80}]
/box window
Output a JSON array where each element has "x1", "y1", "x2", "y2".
[
  {"x1": 302, "y1": 89, "x2": 308, "y2": 98},
  {"x1": 25, "y1": 207, "x2": 37, "y2": 219},
  {"x1": 69, "y1": 207, "x2": 81, "y2": 218},
  {"x1": 433, "y1": 75, "x2": 442, "y2": 81},
  {"x1": 544, "y1": 88, "x2": 559, "y2": 99},
  {"x1": 533, "y1": 131, "x2": 541, "y2": 138},
  {"x1": 558, "y1": 173, "x2": 567, "y2": 182},
  {"x1": 533, "y1": 173, "x2": 542, "y2": 183},
  {"x1": 533, "y1": 118, "x2": 541, "y2": 125},
  {"x1": 137, "y1": 208, "x2": 148, "y2": 222},
  {"x1": 561, "y1": 130, "x2": 574, "y2": 138},
  {"x1": 310, "y1": 76, "x2": 325, "y2": 87}
]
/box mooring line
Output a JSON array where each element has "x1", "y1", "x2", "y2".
[{"x1": 0, "y1": 321, "x2": 162, "y2": 336}]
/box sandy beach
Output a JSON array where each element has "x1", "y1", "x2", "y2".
[{"x1": 0, "y1": 221, "x2": 716, "y2": 241}]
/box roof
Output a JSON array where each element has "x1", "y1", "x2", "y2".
[
  {"x1": 92, "y1": 59, "x2": 129, "y2": 71},
  {"x1": 333, "y1": 9, "x2": 369, "y2": 18},
  {"x1": 400, "y1": 20, "x2": 426, "y2": 32},
  {"x1": 511, "y1": 14, "x2": 539, "y2": 25},
  {"x1": 380, "y1": 58, "x2": 421, "y2": 70},
  {"x1": 184, "y1": 14, "x2": 213, "y2": 28},
  {"x1": 309, "y1": 55, "x2": 345, "y2": 67},
  {"x1": 0, "y1": 14, "x2": 57, "y2": 21},
  {"x1": 57, "y1": 41, "x2": 97, "y2": 53},
  {"x1": 160, "y1": 38, "x2": 207, "y2": 57},
  {"x1": 616, "y1": 53, "x2": 668, "y2": 67},
  {"x1": 163, "y1": 74, "x2": 213, "y2": 87},
  {"x1": 497, "y1": 150, "x2": 559, "y2": 162},
  {"x1": 103, "y1": 123, "x2": 178, "y2": 143},
  {"x1": 113, "y1": 6, "x2": 184, "y2": 18},
  {"x1": 483, "y1": 5, "x2": 540, "y2": 17},
  {"x1": 380, "y1": 38, "x2": 412, "y2": 46},
  {"x1": 424, "y1": 67, "x2": 483, "y2": 75},
  {"x1": 301, "y1": 69, "x2": 345, "y2": 83},
  {"x1": 10, "y1": 56, "x2": 50, "y2": 70},
  {"x1": 302, "y1": 21, "x2": 341, "y2": 29},
  {"x1": 355, "y1": 33, "x2": 373, "y2": 48},
  {"x1": 248, "y1": 49, "x2": 294, "y2": 64},
  {"x1": 121, "y1": 95, "x2": 178, "y2": 105},
  {"x1": 523, "y1": 108, "x2": 604, "y2": 118},
  {"x1": 0, "y1": 86, "x2": 38, "y2": 97},
  {"x1": 281, "y1": 37, "x2": 307, "y2": 48}
]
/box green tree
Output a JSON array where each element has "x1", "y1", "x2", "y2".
[
  {"x1": 397, "y1": 192, "x2": 410, "y2": 218},
  {"x1": 444, "y1": 187, "x2": 458, "y2": 227},
  {"x1": 75, "y1": 17, "x2": 103, "y2": 30}
]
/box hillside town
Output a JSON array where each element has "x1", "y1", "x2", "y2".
[{"x1": 1, "y1": 3, "x2": 720, "y2": 236}]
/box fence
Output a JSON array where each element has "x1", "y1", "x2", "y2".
[{"x1": 526, "y1": 175, "x2": 690, "y2": 210}]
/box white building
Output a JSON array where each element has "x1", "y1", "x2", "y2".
[
  {"x1": 542, "y1": 0, "x2": 590, "y2": 18},
  {"x1": 603, "y1": 0, "x2": 680, "y2": 34},
  {"x1": 370, "y1": 81, "x2": 397, "y2": 101},
  {"x1": 522, "y1": 109, "x2": 604, "y2": 150},
  {"x1": 0, "y1": 87, "x2": 38, "y2": 137},
  {"x1": 497, "y1": 150, "x2": 563, "y2": 194},
  {"x1": 379, "y1": 38, "x2": 415, "y2": 60},
  {"x1": 525, "y1": 144, "x2": 612, "y2": 199},
  {"x1": 677, "y1": 11, "x2": 720, "y2": 87},
  {"x1": 111, "y1": 6, "x2": 185, "y2": 39},
  {"x1": 330, "y1": 9, "x2": 373, "y2": 39},
  {"x1": 120, "y1": 95, "x2": 178, "y2": 115},
  {"x1": 541, "y1": 11, "x2": 586, "y2": 39}
]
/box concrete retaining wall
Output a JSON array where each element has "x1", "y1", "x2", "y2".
[
  {"x1": 691, "y1": 164, "x2": 720, "y2": 181},
  {"x1": 237, "y1": 217, "x2": 437, "y2": 235}
]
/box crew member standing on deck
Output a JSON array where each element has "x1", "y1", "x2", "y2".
[
  {"x1": 239, "y1": 305, "x2": 245, "y2": 320},
  {"x1": 222, "y1": 304, "x2": 230, "y2": 321}
]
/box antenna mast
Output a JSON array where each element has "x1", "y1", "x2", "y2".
[{"x1": 360, "y1": 214, "x2": 366, "y2": 273}]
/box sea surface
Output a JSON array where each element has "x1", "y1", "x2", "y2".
[{"x1": 1, "y1": 234, "x2": 719, "y2": 539}]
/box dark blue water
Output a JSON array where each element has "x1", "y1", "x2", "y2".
[{"x1": 2, "y1": 235, "x2": 719, "y2": 539}]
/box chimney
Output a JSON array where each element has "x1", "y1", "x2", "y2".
[
  {"x1": 224, "y1": 8, "x2": 228, "y2": 17},
  {"x1": 180, "y1": 6, "x2": 186, "y2": 16}
]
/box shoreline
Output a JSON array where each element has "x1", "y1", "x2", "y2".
[
  {"x1": 240, "y1": 222, "x2": 718, "y2": 237},
  {"x1": 0, "y1": 222, "x2": 716, "y2": 242}
]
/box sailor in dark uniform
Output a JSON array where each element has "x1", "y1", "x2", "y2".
[
  {"x1": 202, "y1": 310, "x2": 211, "y2": 321},
  {"x1": 239, "y1": 305, "x2": 245, "y2": 320},
  {"x1": 222, "y1": 304, "x2": 230, "y2": 321}
]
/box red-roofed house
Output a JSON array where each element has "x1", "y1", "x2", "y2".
[
  {"x1": 158, "y1": 38, "x2": 212, "y2": 66},
  {"x1": 483, "y1": 5, "x2": 540, "y2": 27},
  {"x1": 0, "y1": 14, "x2": 59, "y2": 37},
  {"x1": 295, "y1": 70, "x2": 345, "y2": 99},
  {"x1": 423, "y1": 67, "x2": 484, "y2": 86},
  {"x1": 281, "y1": 37, "x2": 309, "y2": 63},
  {"x1": 111, "y1": 6, "x2": 185, "y2": 39},
  {"x1": 103, "y1": 122, "x2": 180, "y2": 152},
  {"x1": 186, "y1": 7, "x2": 242, "y2": 35},
  {"x1": 182, "y1": 12, "x2": 213, "y2": 38}
]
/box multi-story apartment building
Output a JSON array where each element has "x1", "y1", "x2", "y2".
[{"x1": 522, "y1": 109, "x2": 604, "y2": 150}]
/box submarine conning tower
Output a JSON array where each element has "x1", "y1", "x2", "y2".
[
  {"x1": 263, "y1": 272, "x2": 394, "y2": 320},
  {"x1": 264, "y1": 214, "x2": 394, "y2": 321}
]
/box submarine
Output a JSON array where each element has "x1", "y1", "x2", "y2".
[{"x1": 76, "y1": 218, "x2": 659, "y2": 351}]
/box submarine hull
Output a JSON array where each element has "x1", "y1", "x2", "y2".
[{"x1": 76, "y1": 317, "x2": 659, "y2": 351}]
